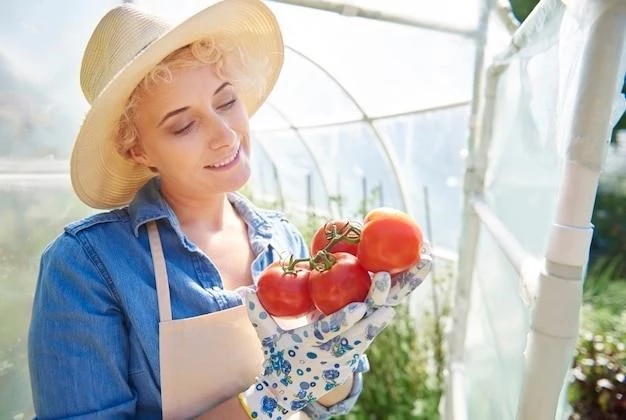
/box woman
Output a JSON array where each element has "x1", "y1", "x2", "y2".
[{"x1": 27, "y1": 1, "x2": 432, "y2": 419}]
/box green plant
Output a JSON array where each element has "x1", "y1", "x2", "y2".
[
  {"x1": 590, "y1": 179, "x2": 626, "y2": 279},
  {"x1": 566, "y1": 260, "x2": 626, "y2": 419},
  {"x1": 583, "y1": 256, "x2": 626, "y2": 316},
  {"x1": 337, "y1": 300, "x2": 446, "y2": 420},
  {"x1": 567, "y1": 312, "x2": 626, "y2": 419},
  {"x1": 335, "y1": 263, "x2": 452, "y2": 420}
]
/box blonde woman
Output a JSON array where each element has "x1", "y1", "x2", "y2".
[{"x1": 27, "y1": 1, "x2": 431, "y2": 419}]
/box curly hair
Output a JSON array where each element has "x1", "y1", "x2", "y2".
[{"x1": 115, "y1": 36, "x2": 265, "y2": 159}]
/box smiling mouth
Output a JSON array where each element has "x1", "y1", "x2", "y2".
[{"x1": 205, "y1": 145, "x2": 241, "y2": 170}]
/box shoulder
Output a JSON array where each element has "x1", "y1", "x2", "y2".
[
  {"x1": 40, "y1": 208, "x2": 132, "y2": 265},
  {"x1": 63, "y1": 208, "x2": 130, "y2": 236}
]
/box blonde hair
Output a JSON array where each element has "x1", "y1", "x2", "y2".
[{"x1": 116, "y1": 36, "x2": 265, "y2": 159}]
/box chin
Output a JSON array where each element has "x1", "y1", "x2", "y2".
[{"x1": 221, "y1": 167, "x2": 251, "y2": 193}]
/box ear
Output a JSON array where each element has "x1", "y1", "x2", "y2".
[{"x1": 129, "y1": 143, "x2": 153, "y2": 168}]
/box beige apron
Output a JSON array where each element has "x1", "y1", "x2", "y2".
[{"x1": 147, "y1": 221, "x2": 264, "y2": 419}]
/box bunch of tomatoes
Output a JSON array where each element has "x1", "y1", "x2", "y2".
[{"x1": 257, "y1": 207, "x2": 424, "y2": 317}]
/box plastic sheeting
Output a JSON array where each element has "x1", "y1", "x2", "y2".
[
  {"x1": 464, "y1": 17, "x2": 568, "y2": 420},
  {"x1": 0, "y1": 190, "x2": 93, "y2": 419},
  {"x1": 461, "y1": 1, "x2": 626, "y2": 418},
  {"x1": 0, "y1": 1, "x2": 121, "y2": 159}
]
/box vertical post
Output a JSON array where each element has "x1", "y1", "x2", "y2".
[
  {"x1": 516, "y1": 5, "x2": 626, "y2": 419},
  {"x1": 306, "y1": 172, "x2": 313, "y2": 213},
  {"x1": 443, "y1": 0, "x2": 496, "y2": 418},
  {"x1": 336, "y1": 172, "x2": 343, "y2": 218},
  {"x1": 272, "y1": 163, "x2": 285, "y2": 211},
  {"x1": 423, "y1": 186, "x2": 445, "y2": 387},
  {"x1": 361, "y1": 175, "x2": 368, "y2": 217}
]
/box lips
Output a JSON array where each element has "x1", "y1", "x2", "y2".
[{"x1": 205, "y1": 145, "x2": 240, "y2": 169}]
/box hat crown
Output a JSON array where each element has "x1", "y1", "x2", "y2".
[{"x1": 80, "y1": 4, "x2": 170, "y2": 104}]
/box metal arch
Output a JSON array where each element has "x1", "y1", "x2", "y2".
[
  {"x1": 266, "y1": 0, "x2": 478, "y2": 39},
  {"x1": 263, "y1": 103, "x2": 335, "y2": 216},
  {"x1": 251, "y1": 135, "x2": 287, "y2": 210},
  {"x1": 254, "y1": 101, "x2": 471, "y2": 134},
  {"x1": 286, "y1": 45, "x2": 413, "y2": 215}
]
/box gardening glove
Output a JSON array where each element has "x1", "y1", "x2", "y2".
[
  {"x1": 373, "y1": 240, "x2": 433, "y2": 308},
  {"x1": 239, "y1": 287, "x2": 394, "y2": 419}
]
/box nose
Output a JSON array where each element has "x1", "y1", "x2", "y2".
[{"x1": 206, "y1": 113, "x2": 237, "y2": 150}]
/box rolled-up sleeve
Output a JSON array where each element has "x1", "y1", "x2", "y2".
[{"x1": 28, "y1": 233, "x2": 136, "y2": 419}]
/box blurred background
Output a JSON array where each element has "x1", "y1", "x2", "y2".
[{"x1": 0, "y1": 1, "x2": 624, "y2": 419}]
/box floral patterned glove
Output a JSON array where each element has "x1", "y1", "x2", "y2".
[{"x1": 239, "y1": 280, "x2": 393, "y2": 419}]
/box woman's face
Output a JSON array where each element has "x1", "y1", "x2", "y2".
[{"x1": 131, "y1": 65, "x2": 251, "y2": 198}]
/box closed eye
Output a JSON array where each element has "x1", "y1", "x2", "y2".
[
  {"x1": 173, "y1": 121, "x2": 194, "y2": 135},
  {"x1": 219, "y1": 98, "x2": 237, "y2": 111}
]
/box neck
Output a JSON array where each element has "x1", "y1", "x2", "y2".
[{"x1": 160, "y1": 182, "x2": 236, "y2": 233}]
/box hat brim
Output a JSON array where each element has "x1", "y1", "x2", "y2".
[{"x1": 71, "y1": 0, "x2": 284, "y2": 209}]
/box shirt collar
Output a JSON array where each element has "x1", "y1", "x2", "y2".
[{"x1": 128, "y1": 177, "x2": 276, "y2": 239}]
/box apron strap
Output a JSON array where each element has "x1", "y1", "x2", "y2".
[{"x1": 147, "y1": 221, "x2": 173, "y2": 322}]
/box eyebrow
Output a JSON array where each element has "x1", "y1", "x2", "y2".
[{"x1": 157, "y1": 82, "x2": 232, "y2": 127}]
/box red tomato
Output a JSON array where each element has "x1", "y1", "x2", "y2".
[
  {"x1": 310, "y1": 220, "x2": 360, "y2": 256},
  {"x1": 257, "y1": 261, "x2": 315, "y2": 318},
  {"x1": 309, "y1": 252, "x2": 371, "y2": 315},
  {"x1": 357, "y1": 207, "x2": 423, "y2": 275}
]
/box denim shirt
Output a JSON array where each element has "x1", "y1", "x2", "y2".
[{"x1": 28, "y1": 177, "x2": 367, "y2": 419}]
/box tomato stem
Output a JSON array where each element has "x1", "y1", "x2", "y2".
[
  {"x1": 283, "y1": 255, "x2": 314, "y2": 273},
  {"x1": 310, "y1": 250, "x2": 337, "y2": 272},
  {"x1": 281, "y1": 221, "x2": 363, "y2": 274},
  {"x1": 321, "y1": 220, "x2": 362, "y2": 253}
]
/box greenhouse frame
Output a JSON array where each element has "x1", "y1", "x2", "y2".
[{"x1": 0, "y1": 0, "x2": 624, "y2": 418}]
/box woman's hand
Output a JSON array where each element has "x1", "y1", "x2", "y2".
[{"x1": 240, "y1": 278, "x2": 393, "y2": 419}]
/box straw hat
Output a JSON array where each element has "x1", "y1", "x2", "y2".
[{"x1": 71, "y1": 0, "x2": 284, "y2": 209}]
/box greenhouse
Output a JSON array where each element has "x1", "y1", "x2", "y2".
[{"x1": 1, "y1": 0, "x2": 625, "y2": 419}]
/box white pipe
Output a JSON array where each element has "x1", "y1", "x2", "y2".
[
  {"x1": 443, "y1": 0, "x2": 495, "y2": 419},
  {"x1": 494, "y1": 3, "x2": 519, "y2": 35},
  {"x1": 494, "y1": 0, "x2": 565, "y2": 64},
  {"x1": 471, "y1": 197, "x2": 541, "y2": 306},
  {"x1": 265, "y1": 0, "x2": 478, "y2": 39},
  {"x1": 253, "y1": 100, "x2": 472, "y2": 133},
  {"x1": 516, "y1": 2, "x2": 626, "y2": 419},
  {"x1": 471, "y1": 197, "x2": 531, "y2": 275},
  {"x1": 0, "y1": 173, "x2": 71, "y2": 188},
  {"x1": 0, "y1": 159, "x2": 69, "y2": 173},
  {"x1": 443, "y1": 362, "x2": 468, "y2": 420},
  {"x1": 446, "y1": 45, "x2": 502, "y2": 362}
]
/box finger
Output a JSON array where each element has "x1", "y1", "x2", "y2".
[
  {"x1": 387, "y1": 253, "x2": 432, "y2": 306},
  {"x1": 328, "y1": 307, "x2": 396, "y2": 359},
  {"x1": 295, "y1": 301, "x2": 367, "y2": 345},
  {"x1": 243, "y1": 288, "x2": 280, "y2": 341},
  {"x1": 365, "y1": 272, "x2": 391, "y2": 309}
]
